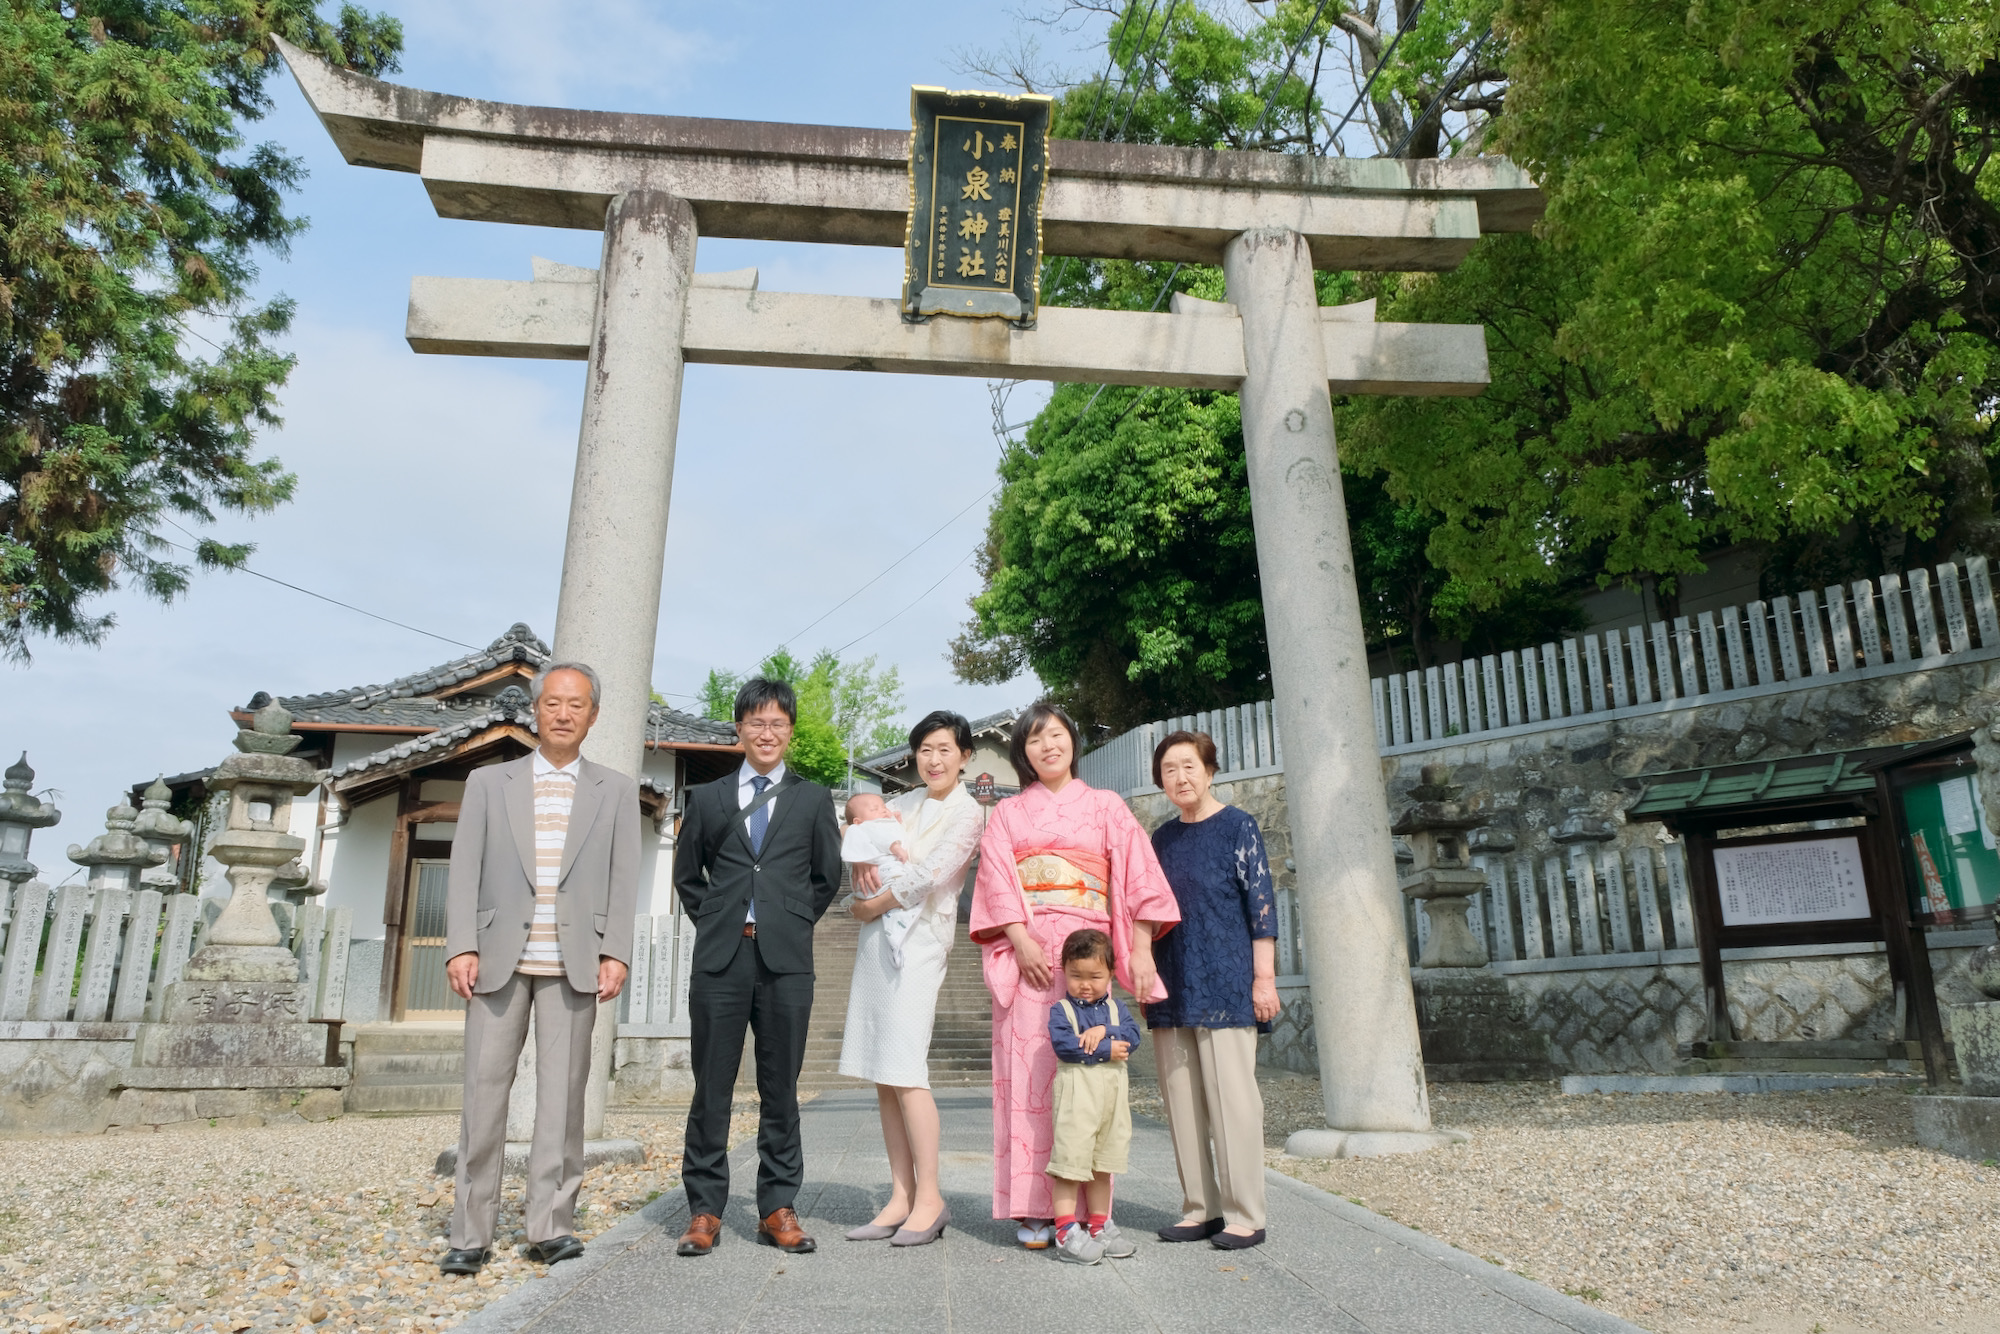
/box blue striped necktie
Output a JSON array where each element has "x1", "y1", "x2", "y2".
[{"x1": 749, "y1": 774, "x2": 772, "y2": 853}]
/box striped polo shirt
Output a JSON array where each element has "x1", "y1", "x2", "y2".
[{"x1": 516, "y1": 749, "x2": 580, "y2": 976}]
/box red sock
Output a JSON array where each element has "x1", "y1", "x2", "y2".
[
  {"x1": 1054, "y1": 1212, "x2": 1078, "y2": 1238},
  {"x1": 1088, "y1": 1212, "x2": 1109, "y2": 1236}
]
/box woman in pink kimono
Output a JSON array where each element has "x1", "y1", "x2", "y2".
[{"x1": 970, "y1": 701, "x2": 1181, "y2": 1249}]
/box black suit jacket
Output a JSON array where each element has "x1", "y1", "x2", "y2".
[{"x1": 672, "y1": 770, "x2": 842, "y2": 976}]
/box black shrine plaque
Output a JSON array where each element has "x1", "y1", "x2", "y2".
[{"x1": 905, "y1": 86, "x2": 1051, "y2": 324}]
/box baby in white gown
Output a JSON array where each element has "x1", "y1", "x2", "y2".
[{"x1": 842, "y1": 793, "x2": 919, "y2": 967}]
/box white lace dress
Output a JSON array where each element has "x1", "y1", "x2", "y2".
[{"x1": 837, "y1": 785, "x2": 984, "y2": 1088}]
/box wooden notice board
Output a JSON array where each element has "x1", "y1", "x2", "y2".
[{"x1": 1628, "y1": 741, "x2": 1957, "y2": 1083}]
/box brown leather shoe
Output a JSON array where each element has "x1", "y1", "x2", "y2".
[
  {"x1": 756, "y1": 1206, "x2": 817, "y2": 1253},
  {"x1": 676, "y1": 1213, "x2": 723, "y2": 1257}
]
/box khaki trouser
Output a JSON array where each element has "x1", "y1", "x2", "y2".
[
  {"x1": 449, "y1": 971, "x2": 597, "y2": 1249},
  {"x1": 1047, "y1": 1060, "x2": 1132, "y2": 1180},
  {"x1": 1153, "y1": 1025, "x2": 1266, "y2": 1231}
]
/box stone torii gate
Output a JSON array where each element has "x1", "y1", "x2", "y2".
[{"x1": 280, "y1": 41, "x2": 1540, "y2": 1156}]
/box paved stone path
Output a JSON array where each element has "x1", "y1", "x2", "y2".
[{"x1": 458, "y1": 1088, "x2": 1641, "y2": 1334}]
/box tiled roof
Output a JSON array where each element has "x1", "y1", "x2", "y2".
[
  {"x1": 259, "y1": 623, "x2": 736, "y2": 749},
  {"x1": 276, "y1": 623, "x2": 550, "y2": 711},
  {"x1": 858, "y1": 707, "x2": 1018, "y2": 770},
  {"x1": 326, "y1": 688, "x2": 538, "y2": 781}
]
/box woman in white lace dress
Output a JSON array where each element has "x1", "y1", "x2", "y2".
[{"x1": 837, "y1": 711, "x2": 984, "y2": 1246}]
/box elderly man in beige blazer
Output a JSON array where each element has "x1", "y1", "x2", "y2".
[{"x1": 438, "y1": 661, "x2": 638, "y2": 1276}]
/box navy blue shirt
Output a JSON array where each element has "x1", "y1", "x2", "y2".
[
  {"x1": 1146, "y1": 804, "x2": 1278, "y2": 1031},
  {"x1": 1048, "y1": 993, "x2": 1142, "y2": 1065}
]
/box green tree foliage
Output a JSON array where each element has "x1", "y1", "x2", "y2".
[
  {"x1": 1349, "y1": 1, "x2": 2000, "y2": 614},
  {"x1": 953, "y1": 2, "x2": 1560, "y2": 725},
  {"x1": 0, "y1": 1, "x2": 402, "y2": 660},
  {"x1": 953, "y1": 380, "x2": 1266, "y2": 730},
  {"x1": 698, "y1": 649, "x2": 905, "y2": 786}
]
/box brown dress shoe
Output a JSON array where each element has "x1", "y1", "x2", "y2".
[
  {"x1": 756, "y1": 1206, "x2": 817, "y2": 1253},
  {"x1": 677, "y1": 1213, "x2": 723, "y2": 1257}
]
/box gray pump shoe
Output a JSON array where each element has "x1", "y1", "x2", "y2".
[
  {"x1": 845, "y1": 1221, "x2": 903, "y2": 1241},
  {"x1": 889, "y1": 1203, "x2": 951, "y2": 1247}
]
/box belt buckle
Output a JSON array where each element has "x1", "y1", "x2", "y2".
[{"x1": 742, "y1": 922, "x2": 757, "y2": 938}]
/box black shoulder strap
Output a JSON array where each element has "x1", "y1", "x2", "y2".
[{"x1": 713, "y1": 775, "x2": 787, "y2": 857}]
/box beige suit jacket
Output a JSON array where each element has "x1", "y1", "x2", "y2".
[{"x1": 443, "y1": 752, "x2": 640, "y2": 995}]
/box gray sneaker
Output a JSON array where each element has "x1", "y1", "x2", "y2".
[
  {"x1": 1053, "y1": 1224, "x2": 1105, "y2": 1265},
  {"x1": 1096, "y1": 1219, "x2": 1137, "y2": 1259}
]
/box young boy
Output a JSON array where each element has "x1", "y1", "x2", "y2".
[
  {"x1": 841, "y1": 793, "x2": 919, "y2": 966},
  {"x1": 1045, "y1": 928, "x2": 1142, "y2": 1265}
]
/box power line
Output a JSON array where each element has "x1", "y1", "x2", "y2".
[
  {"x1": 781, "y1": 483, "x2": 997, "y2": 648},
  {"x1": 1044, "y1": 0, "x2": 1183, "y2": 305},
  {"x1": 1324, "y1": 0, "x2": 1424, "y2": 151},
  {"x1": 1112, "y1": 0, "x2": 1181, "y2": 142},
  {"x1": 832, "y1": 545, "x2": 979, "y2": 656},
  {"x1": 148, "y1": 532, "x2": 479, "y2": 650},
  {"x1": 1390, "y1": 24, "x2": 1492, "y2": 157},
  {"x1": 1088, "y1": 0, "x2": 1165, "y2": 139},
  {"x1": 1245, "y1": 0, "x2": 1335, "y2": 148}
]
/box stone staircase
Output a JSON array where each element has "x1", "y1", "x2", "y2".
[
  {"x1": 343, "y1": 1022, "x2": 466, "y2": 1114},
  {"x1": 748, "y1": 895, "x2": 993, "y2": 1093}
]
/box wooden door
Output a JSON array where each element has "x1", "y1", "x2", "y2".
[{"x1": 399, "y1": 858, "x2": 466, "y2": 1020}]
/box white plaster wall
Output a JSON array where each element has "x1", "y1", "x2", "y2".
[
  {"x1": 639, "y1": 751, "x2": 678, "y2": 916},
  {"x1": 638, "y1": 826, "x2": 676, "y2": 916},
  {"x1": 324, "y1": 793, "x2": 395, "y2": 938}
]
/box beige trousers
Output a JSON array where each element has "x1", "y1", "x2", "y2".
[
  {"x1": 450, "y1": 971, "x2": 597, "y2": 1249},
  {"x1": 1153, "y1": 1025, "x2": 1266, "y2": 1231}
]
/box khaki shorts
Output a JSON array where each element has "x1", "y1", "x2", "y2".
[{"x1": 1047, "y1": 1060, "x2": 1131, "y2": 1180}]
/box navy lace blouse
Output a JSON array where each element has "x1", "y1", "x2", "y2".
[{"x1": 1145, "y1": 804, "x2": 1278, "y2": 1031}]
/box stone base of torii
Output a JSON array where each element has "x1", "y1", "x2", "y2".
[{"x1": 278, "y1": 38, "x2": 1543, "y2": 1155}]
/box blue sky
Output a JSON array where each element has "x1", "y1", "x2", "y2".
[{"x1": 7, "y1": 1, "x2": 1140, "y2": 825}]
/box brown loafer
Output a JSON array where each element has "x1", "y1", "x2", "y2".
[
  {"x1": 677, "y1": 1213, "x2": 723, "y2": 1257},
  {"x1": 756, "y1": 1206, "x2": 817, "y2": 1253}
]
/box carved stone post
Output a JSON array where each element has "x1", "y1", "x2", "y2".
[
  {"x1": 132, "y1": 777, "x2": 194, "y2": 892},
  {"x1": 1394, "y1": 766, "x2": 1490, "y2": 970}
]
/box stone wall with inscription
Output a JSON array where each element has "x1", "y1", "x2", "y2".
[{"x1": 1124, "y1": 655, "x2": 2000, "y2": 1077}]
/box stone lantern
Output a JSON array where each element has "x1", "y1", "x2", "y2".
[
  {"x1": 131, "y1": 776, "x2": 194, "y2": 892},
  {"x1": 67, "y1": 801, "x2": 164, "y2": 897},
  {"x1": 119, "y1": 698, "x2": 347, "y2": 1126},
  {"x1": 1395, "y1": 764, "x2": 1557, "y2": 1084},
  {"x1": 0, "y1": 753, "x2": 60, "y2": 888},
  {"x1": 1393, "y1": 764, "x2": 1490, "y2": 969},
  {"x1": 182, "y1": 699, "x2": 320, "y2": 984}
]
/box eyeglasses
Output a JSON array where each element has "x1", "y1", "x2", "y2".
[{"x1": 738, "y1": 720, "x2": 793, "y2": 735}]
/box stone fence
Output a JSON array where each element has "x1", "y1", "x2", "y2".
[
  {"x1": 1082, "y1": 552, "x2": 2000, "y2": 793},
  {"x1": 0, "y1": 758, "x2": 355, "y2": 1134},
  {"x1": 1124, "y1": 654, "x2": 2000, "y2": 1081},
  {"x1": 0, "y1": 886, "x2": 351, "y2": 1029}
]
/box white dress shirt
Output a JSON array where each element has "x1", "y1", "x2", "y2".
[{"x1": 736, "y1": 759, "x2": 786, "y2": 924}]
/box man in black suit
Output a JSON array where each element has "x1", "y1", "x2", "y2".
[{"x1": 673, "y1": 677, "x2": 842, "y2": 1256}]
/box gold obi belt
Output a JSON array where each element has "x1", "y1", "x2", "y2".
[{"x1": 1016, "y1": 846, "x2": 1109, "y2": 914}]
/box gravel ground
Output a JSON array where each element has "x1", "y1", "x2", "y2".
[
  {"x1": 1136, "y1": 1071, "x2": 1997, "y2": 1334},
  {"x1": 0, "y1": 1105, "x2": 761, "y2": 1334}
]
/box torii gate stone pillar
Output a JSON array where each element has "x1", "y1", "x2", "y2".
[
  {"x1": 1228, "y1": 230, "x2": 1432, "y2": 1149},
  {"x1": 281, "y1": 39, "x2": 1540, "y2": 1157},
  {"x1": 553, "y1": 189, "x2": 697, "y2": 772}
]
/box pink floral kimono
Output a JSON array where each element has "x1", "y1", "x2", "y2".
[{"x1": 969, "y1": 778, "x2": 1181, "y2": 1221}]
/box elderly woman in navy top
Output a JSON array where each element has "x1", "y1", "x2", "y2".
[{"x1": 1146, "y1": 729, "x2": 1279, "y2": 1251}]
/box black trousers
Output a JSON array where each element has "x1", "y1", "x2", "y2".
[{"x1": 683, "y1": 935, "x2": 814, "y2": 1218}]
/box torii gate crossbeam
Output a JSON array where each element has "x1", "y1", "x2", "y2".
[{"x1": 280, "y1": 39, "x2": 1542, "y2": 1157}]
